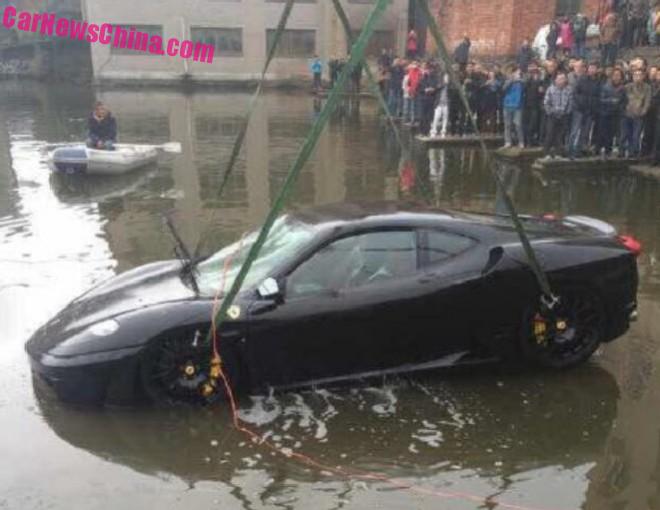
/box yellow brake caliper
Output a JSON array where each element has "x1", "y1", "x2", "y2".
[{"x1": 533, "y1": 313, "x2": 548, "y2": 345}]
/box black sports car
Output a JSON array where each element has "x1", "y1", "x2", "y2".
[{"x1": 26, "y1": 203, "x2": 640, "y2": 405}]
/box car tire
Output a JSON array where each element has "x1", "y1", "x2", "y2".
[
  {"x1": 519, "y1": 286, "x2": 606, "y2": 370},
  {"x1": 139, "y1": 331, "x2": 240, "y2": 406}
]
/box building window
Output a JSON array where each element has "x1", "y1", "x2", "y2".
[
  {"x1": 266, "y1": 29, "x2": 316, "y2": 58},
  {"x1": 556, "y1": 0, "x2": 581, "y2": 16},
  {"x1": 350, "y1": 29, "x2": 394, "y2": 56},
  {"x1": 110, "y1": 25, "x2": 163, "y2": 55},
  {"x1": 191, "y1": 27, "x2": 243, "y2": 56}
]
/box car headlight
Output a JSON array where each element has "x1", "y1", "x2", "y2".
[{"x1": 88, "y1": 319, "x2": 120, "y2": 337}]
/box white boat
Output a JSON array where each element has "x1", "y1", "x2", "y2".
[{"x1": 49, "y1": 143, "x2": 180, "y2": 176}]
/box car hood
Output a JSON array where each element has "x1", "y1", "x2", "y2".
[{"x1": 27, "y1": 260, "x2": 196, "y2": 356}]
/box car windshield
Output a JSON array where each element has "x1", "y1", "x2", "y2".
[{"x1": 196, "y1": 216, "x2": 316, "y2": 297}]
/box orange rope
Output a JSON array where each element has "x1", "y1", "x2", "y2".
[{"x1": 207, "y1": 236, "x2": 570, "y2": 510}]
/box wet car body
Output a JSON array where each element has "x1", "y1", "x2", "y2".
[{"x1": 26, "y1": 202, "x2": 639, "y2": 405}]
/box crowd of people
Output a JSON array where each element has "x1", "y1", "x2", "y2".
[
  {"x1": 543, "y1": 1, "x2": 660, "y2": 65},
  {"x1": 371, "y1": 0, "x2": 660, "y2": 165},
  {"x1": 379, "y1": 52, "x2": 660, "y2": 163},
  {"x1": 305, "y1": 1, "x2": 660, "y2": 164}
]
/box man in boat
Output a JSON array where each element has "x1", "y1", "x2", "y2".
[{"x1": 87, "y1": 101, "x2": 117, "y2": 151}]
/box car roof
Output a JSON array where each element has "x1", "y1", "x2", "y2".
[
  {"x1": 289, "y1": 201, "x2": 456, "y2": 226},
  {"x1": 286, "y1": 202, "x2": 581, "y2": 243}
]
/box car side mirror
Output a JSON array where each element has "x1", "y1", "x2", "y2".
[{"x1": 258, "y1": 277, "x2": 281, "y2": 300}]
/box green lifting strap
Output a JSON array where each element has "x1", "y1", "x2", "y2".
[
  {"x1": 331, "y1": 0, "x2": 436, "y2": 205},
  {"x1": 196, "y1": 0, "x2": 296, "y2": 256},
  {"x1": 415, "y1": 0, "x2": 557, "y2": 306},
  {"x1": 330, "y1": 0, "x2": 404, "y2": 152},
  {"x1": 206, "y1": 0, "x2": 393, "y2": 341}
]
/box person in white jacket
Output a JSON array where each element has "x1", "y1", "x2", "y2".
[
  {"x1": 430, "y1": 73, "x2": 450, "y2": 138},
  {"x1": 402, "y1": 73, "x2": 412, "y2": 122}
]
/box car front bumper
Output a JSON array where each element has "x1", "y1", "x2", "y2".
[{"x1": 29, "y1": 346, "x2": 144, "y2": 405}]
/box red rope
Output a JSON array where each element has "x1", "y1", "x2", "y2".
[{"x1": 208, "y1": 235, "x2": 570, "y2": 510}]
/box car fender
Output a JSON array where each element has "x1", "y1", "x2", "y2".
[{"x1": 49, "y1": 299, "x2": 248, "y2": 357}]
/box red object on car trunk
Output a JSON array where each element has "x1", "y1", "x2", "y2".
[{"x1": 618, "y1": 235, "x2": 642, "y2": 257}]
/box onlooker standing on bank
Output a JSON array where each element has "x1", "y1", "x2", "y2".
[
  {"x1": 547, "y1": 21, "x2": 559, "y2": 59},
  {"x1": 516, "y1": 39, "x2": 535, "y2": 73},
  {"x1": 310, "y1": 55, "x2": 323, "y2": 93},
  {"x1": 419, "y1": 62, "x2": 438, "y2": 135},
  {"x1": 568, "y1": 61, "x2": 601, "y2": 158},
  {"x1": 649, "y1": 2, "x2": 660, "y2": 46},
  {"x1": 621, "y1": 68, "x2": 652, "y2": 157},
  {"x1": 600, "y1": 11, "x2": 622, "y2": 67},
  {"x1": 542, "y1": 73, "x2": 573, "y2": 158},
  {"x1": 524, "y1": 64, "x2": 544, "y2": 146},
  {"x1": 453, "y1": 35, "x2": 471, "y2": 72},
  {"x1": 630, "y1": 0, "x2": 650, "y2": 47},
  {"x1": 651, "y1": 73, "x2": 660, "y2": 164},
  {"x1": 480, "y1": 71, "x2": 501, "y2": 133},
  {"x1": 597, "y1": 68, "x2": 627, "y2": 158},
  {"x1": 406, "y1": 29, "x2": 418, "y2": 59},
  {"x1": 430, "y1": 73, "x2": 450, "y2": 138},
  {"x1": 502, "y1": 68, "x2": 525, "y2": 148},
  {"x1": 573, "y1": 13, "x2": 589, "y2": 58},
  {"x1": 402, "y1": 61, "x2": 422, "y2": 125},
  {"x1": 558, "y1": 17, "x2": 575, "y2": 56},
  {"x1": 388, "y1": 58, "x2": 405, "y2": 117}
]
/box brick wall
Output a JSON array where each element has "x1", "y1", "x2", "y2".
[{"x1": 429, "y1": 0, "x2": 608, "y2": 57}]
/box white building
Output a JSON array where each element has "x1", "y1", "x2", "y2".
[{"x1": 81, "y1": 0, "x2": 409, "y2": 84}]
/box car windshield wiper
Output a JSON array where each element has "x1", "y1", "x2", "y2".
[{"x1": 164, "y1": 215, "x2": 201, "y2": 294}]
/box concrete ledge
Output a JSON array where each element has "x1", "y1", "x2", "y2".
[
  {"x1": 495, "y1": 147, "x2": 544, "y2": 160},
  {"x1": 532, "y1": 156, "x2": 641, "y2": 171},
  {"x1": 416, "y1": 134, "x2": 504, "y2": 147},
  {"x1": 630, "y1": 164, "x2": 660, "y2": 180}
]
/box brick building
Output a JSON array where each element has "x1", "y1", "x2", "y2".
[{"x1": 428, "y1": 0, "x2": 608, "y2": 57}]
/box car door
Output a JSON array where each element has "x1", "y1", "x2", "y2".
[
  {"x1": 397, "y1": 228, "x2": 486, "y2": 364},
  {"x1": 244, "y1": 229, "x2": 430, "y2": 390}
]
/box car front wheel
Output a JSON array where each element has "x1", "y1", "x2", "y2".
[{"x1": 139, "y1": 331, "x2": 239, "y2": 405}]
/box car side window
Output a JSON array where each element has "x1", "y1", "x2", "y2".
[
  {"x1": 421, "y1": 230, "x2": 476, "y2": 265},
  {"x1": 287, "y1": 231, "x2": 418, "y2": 299}
]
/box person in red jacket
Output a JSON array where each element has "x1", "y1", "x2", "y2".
[
  {"x1": 406, "y1": 29, "x2": 418, "y2": 58},
  {"x1": 402, "y1": 61, "x2": 422, "y2": 125}
]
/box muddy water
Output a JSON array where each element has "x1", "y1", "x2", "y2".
[{"x1": 1, "y1": 80, "x2": 659, "y2": 510}]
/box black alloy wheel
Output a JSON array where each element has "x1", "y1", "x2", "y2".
[
  {"x1": 520, "y1": 288, "x2": 606, "y2": 369},
  {"x1": 140, "y1": 331, "x2": 238, "y2": 405}
]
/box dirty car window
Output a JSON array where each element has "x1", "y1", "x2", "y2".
[
  {"x1": 288, "y1": 231, "x2": 417, "y2": 298},
  {"x1": 197, "y1": 217, "x2": 315, "y2": 297}
]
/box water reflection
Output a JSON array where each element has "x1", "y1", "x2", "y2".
[
  {"x1": 35, "y1": 366, "x2": 617, "y2": 506},
  {"x1": 1, "y1": 79, "x2": 660, "y2": 509}
]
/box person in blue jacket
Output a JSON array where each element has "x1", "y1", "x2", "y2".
[
  {"x1": 87, "y1": 102, "x2": 117, "y2": 150},
  {"x1": 310, "y1": 55, "x2": 323, "y2": 93},
  {"x1": 502, "y1": 68, "x2": 525, "y2": 148}
]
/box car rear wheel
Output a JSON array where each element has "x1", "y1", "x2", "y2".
[
  {"x1": 140, "y1": 332, "x2": 239, "y2": 406},
  {"x1": 520, "y1": 287, "x2": 606, "y2": 369}
]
